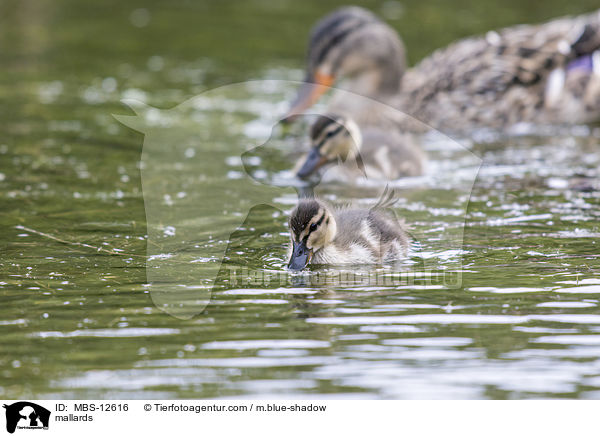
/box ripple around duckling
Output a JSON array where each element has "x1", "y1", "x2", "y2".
[
  {"x1": 536, "y1": 301, "x2": 596, "y2": 308},
  {"x1": 0, "y1": 319, "x2": 27, "y2": 326},
  {"x1": 30, "y1": 328, "x2": 181, "y2": 338},
  {"x1": 554, "y1": 286, "x2": 600, "y2": 294},
  {"x1": 200, "y1": 340, "x2": 331, "y2": 350},
  {"x1": 381, "y1": 337, "x2": 473, "y2": 347},
  {"x1": 531, "y1": 335, "x2": 600, "y2": 345},
  {"x1": 306, "y1": 314, "x2": 600, "y2": 325}
]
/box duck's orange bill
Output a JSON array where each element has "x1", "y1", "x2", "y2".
[{"x1": 285, "y1": 72, "x2": 335, "y2": 120}]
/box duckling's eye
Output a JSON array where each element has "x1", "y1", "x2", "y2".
[
  {"x1": 326, "y1": 131, "x2": 335, "y2": 138},
  {"x1": 309, "y1": 223, "x2": 318, "y2": 232}
]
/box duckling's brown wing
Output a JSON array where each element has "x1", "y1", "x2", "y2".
[
  {"x1": 333, "y1": 209, "x2": 372, "y2": 247},
  {"x1": 334, "y1": 208, "x2": 408, "y2": 259},
  {"x1": 367, "y1": 209, "x2": 407, "y2": 244},
  {"x1": 399, "y1": 10, "x2": 600, "y2": 130}
]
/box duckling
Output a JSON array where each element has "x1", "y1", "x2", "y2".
[
  {"x1": 295, "y1": 114, "x2": 426, "y2": 182},
  {"x1": 287, "y1": 6, "x2": 600, "y2": 132},
  {"x1": 287, "y1": 192, "x2": 408, "y2": 270}
]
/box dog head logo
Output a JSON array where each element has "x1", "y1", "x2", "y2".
[{"x1": 3, "y1": 402, "x2": 50, "y2": 434}]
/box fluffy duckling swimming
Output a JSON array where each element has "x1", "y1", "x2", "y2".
[
  {"x1": 295, "y1": 114, "x2": 425, "y2": 182},
  {"x1": 287, "y1": 192, "x2": 408, "y2": 270}
]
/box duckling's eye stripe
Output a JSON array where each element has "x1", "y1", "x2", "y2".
[
  {"x1": 317, "y1": 213, "x2": 326, "y2": 225},
  {"x1": 312, "y1": 212, "x2": 326, "y2": 230},
  {"x1": 312, "y1": 118, "x2": 338, "y2": 141},
  {"x1": 301, "y1": 212, "x2": 326, "y2": 242},
  {"x1": 317, "y1": 125, "x2": 344, "y2": 149}
]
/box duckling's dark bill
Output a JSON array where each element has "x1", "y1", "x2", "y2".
[
  {"x1": 297, "y1": 148, "x2": 328, "y2": 179},
  {"x1": 288, "y1": 240, "x2": 312, "y2": 270}
]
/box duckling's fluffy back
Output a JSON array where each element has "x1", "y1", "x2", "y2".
[{"x1": 313, "y1": 206, "x2": 408, "y2": 265}]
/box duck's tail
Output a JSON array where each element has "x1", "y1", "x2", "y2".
[
  {"x1": 545, "y1": 50, "x2": 600, "y2": 123},
  {"x1": 570, "y1": 12, "x2": 600, "y2": 57},
  {"x1": 544, "y1": 11, "x2": 600, "y2": 122}
]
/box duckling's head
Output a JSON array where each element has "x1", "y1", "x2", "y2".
[
  {"x1": 288, "y1": 199, "x2": 337, "y2": 270},
  {"x1": 296, "y1": 114, "x2": 362, "y2": 179},
  {"x1": 287, "y1": 6, "x2": 406, "y2": 116}
]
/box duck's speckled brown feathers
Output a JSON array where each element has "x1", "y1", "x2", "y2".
[
  {"x1": 302, "y1": 7, "x2": 600, "y2": 132},
  {"x1": 398, "y1": 10, "x2": 600, "y2": 130}
]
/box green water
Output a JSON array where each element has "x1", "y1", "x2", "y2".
[{"x1": 1, "y1": 0, "x2": 600, "y2": 399}]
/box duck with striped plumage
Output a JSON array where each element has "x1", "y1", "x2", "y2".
[{"x1": 287, "y1": 6, "x2": 600, "y2": 133}]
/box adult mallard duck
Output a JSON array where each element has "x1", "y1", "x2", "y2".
[
  {"x1": 294, "y1": 113, "x2": 426, "y2": 182},
  {"x1": 287, "y1": 6, "x2": 600, "y2": 132},
  {"x1": 287, "y1": 189, "x2": 408, "y2": 270}
]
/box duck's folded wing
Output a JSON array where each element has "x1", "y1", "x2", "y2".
[{"x1": 399, "y1": 10, "x2": 600, "y2": 127}]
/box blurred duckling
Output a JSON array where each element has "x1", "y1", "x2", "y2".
[
  {"x1": 287, "y1": 189, "x2": 408, "y2": 270},
  {"x1": 295, "y1": 114, "x2": 425, "y2": 182}
]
